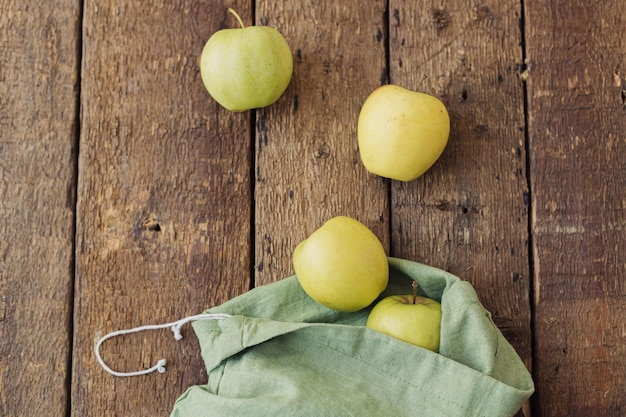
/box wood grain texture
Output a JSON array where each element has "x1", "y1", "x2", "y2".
[
  {"x1": 254, "y1": 0, "x2": 390, "y2": 285},
  {"x1": 0, "y1": 2, "x2": 79, "y2": 416},
  {"x1": 525, "y1": 0, "x2": 626, "y2": 415},
  {"x1": 4, "y1": 1, "x2": 625, "y2": 415},
  {"x1": 388, "y1": 0, "x2": 532, "y2": 387},
  {"x1": 73, "y1": 1, "x2": 252, "y2": 416}
]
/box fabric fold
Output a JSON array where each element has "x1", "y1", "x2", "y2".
[{"x1": 172, "y1": 257, "x2": 534, "y2": 417}]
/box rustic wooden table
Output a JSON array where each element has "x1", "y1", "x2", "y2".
[{"x1": 2, "y1": 1, "x2": 624, "y2": 416}]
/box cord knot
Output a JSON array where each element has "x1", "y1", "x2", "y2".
[{"x1": 94, "y1": 313, "x2": 231, "y2": 377}]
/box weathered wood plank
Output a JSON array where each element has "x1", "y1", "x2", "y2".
[
  {"x1": 389, "y1": 0, "x2": 532, "y2": 413},
  {"x1": 73, "y1": 1, "x2": 252, "y2": 416},
  {"x1": 525, "y1": 1, "x2": 626, "y2": 415},
  {"x1": 0, "y1": 2, "x2": 79, "y2": 416},
  {"x1": 254, "y1": 0, "x2": 389, "y2": 285},
  {"x1": 388, "y1": 0, "x2": 531, "y2": 345}
]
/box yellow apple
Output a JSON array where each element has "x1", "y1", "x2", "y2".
[
  {"x1": 357, "y1": 84, "x2": 450, "y2": 181},
  {"x1": 200, "y1": 9, "x2": 293, "y2": 111},
  {"x1": 366, "y1": 283, "x2": 442, "y2": 352},
  {"x1": 293, "y1": 216, "x2": 388, "y2": 312}
]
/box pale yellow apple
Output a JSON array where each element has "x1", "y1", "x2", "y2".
[
  {"x1": 293, "y1": 216, "x2": 388, "y2": 312},
  {"x1": 358, "y1": 84, "x2": 450, "y2": 181},
  {"x1": 366, "y1": 292, "x2": 442, "y2": 352},
  {"x1": 200, "y1": 9, "x2": 293, "y2": 111}
]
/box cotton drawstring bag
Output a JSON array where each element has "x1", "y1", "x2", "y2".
[{"x1": 97, "y1": 257, "x2": 534, "y2": 417}]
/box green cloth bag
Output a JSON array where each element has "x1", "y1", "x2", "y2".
[{"x1": 170, "y1": 258, "x2": 534, "y2": 417}]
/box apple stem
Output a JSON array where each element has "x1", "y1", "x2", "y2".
[
  {"x1": 228, "y1": 8, "x2": 246, "y2": 29},
  {"x1": 412, "y1": 281, "x2": 418, "y2": 304}
]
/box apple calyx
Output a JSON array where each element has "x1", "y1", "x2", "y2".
[{"x1": 227, "y1": 8, "x2": 246, "y2": 29}]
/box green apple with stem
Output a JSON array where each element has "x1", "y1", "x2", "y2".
[
  {"x1": 366, "y1": 281, "x2": 442, "y2": 352},
  {"x1": 293, "y1": 216, "x2": 389, "y2": 312},
  {"x1": 358, "y1": 84, "x2": 450, "y2": 181},
  {"x1": 200, "y1": 8, "x2": 293, "y2": 111}
]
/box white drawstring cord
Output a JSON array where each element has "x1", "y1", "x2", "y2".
[{"x1": 95, "y1": 313, "x2": 231, "y2": 377}]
